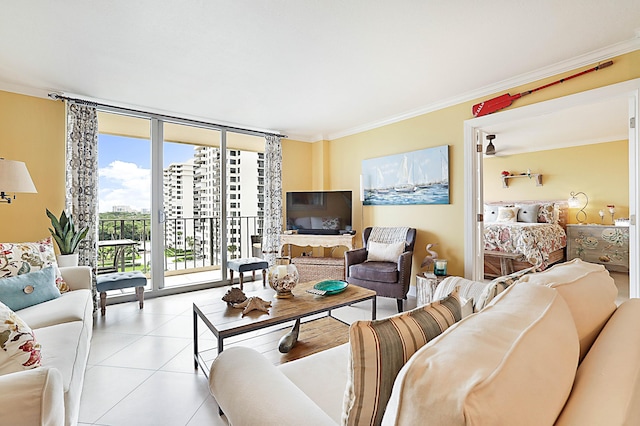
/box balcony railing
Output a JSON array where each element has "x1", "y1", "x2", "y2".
[{"x1": 98, "y1": 216, "x2": 263, "y2": 276}]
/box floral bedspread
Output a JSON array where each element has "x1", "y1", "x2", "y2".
[{"x1": 484, "y1": 222, "x2": 567, "y2": 268}]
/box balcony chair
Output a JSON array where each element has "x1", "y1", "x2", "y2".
[{"x1": 345, "y1": 226, "x2": 417, "y2": 313}]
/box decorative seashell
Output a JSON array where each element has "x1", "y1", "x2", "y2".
[
  {"x1": 222, "y1": 287, "x2": 247, "y2": 305},
  {"x1": 232, "y1": 296, "x2": 272, "y2": 316}
]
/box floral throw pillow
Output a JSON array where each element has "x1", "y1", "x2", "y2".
[
  {"x1": 537, "y1": 203, "x2": 558, "y2": 224},
  {"x1": 0, "y1": 237, "x2": 69, "y2": 293},
  {"x1": 0, "y1": 301, "x2": 41, "y2": 374}
]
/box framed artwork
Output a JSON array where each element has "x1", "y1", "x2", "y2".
[{"x1": 361, "y1": 145, "x2": 449, "y2": 205}]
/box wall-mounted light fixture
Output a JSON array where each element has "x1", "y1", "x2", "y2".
[
  {"x1": 0, "y1": 158, "x2": 37, "y2": 204},
  {"x1": 568, "y1": 191, "x2": 588, "y2": 224}
]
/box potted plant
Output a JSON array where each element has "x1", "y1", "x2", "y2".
[{"x1": 46, "y1": 209, "x2": 89, "y2": 267}]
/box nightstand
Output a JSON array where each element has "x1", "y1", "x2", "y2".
[{"x1": 566, "y1": 224, "x2": 629, "y2": 272}]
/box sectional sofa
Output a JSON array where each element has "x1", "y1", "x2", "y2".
[
  {"x1": 0, "y1": 266, "x2": 93, "y2": 426},
  {"x1": 209, "y1": 259, "x2": 640, "y2": 425}
]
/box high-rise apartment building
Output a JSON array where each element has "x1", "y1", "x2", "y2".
[
  {"x1": 163, "y1": 159, "x2": 196, "y2": 249},
  {"x1": 163, "y1": 146, "x2": 264, "y2": 264}
]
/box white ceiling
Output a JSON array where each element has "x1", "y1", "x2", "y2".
[
  {"x1": 481, "y1": 96, "x2": 630, "y2": 157},
  {"x1": 0, "y1": 1, "x2": 639, "y2": 142}
]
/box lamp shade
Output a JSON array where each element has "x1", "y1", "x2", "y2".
[
  {"x1": 567, "y1": 195, "x2": 581, "y2": 208},
  {"x1": 0, "y1": 158, "x2": 37, "y2": 193}
]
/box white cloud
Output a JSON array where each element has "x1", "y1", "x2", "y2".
[{"x1": 99, "y1": 161, "x2": 150, "y2": 213}]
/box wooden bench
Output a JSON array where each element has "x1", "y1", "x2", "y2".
[{"x1": 483, "y1": 251, "x2": 525, "y2": 278}]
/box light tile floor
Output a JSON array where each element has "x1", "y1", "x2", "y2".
[
  {"x1": 79, "y1": 279, "x2": 414, "y2": 426},
  {"x1": 80, "y1": 272, "x2": 630, "y2": 425}
]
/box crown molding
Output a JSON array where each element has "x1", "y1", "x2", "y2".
[{"x1": 326, "y1": 37, "x2": 640, "y2": 142}]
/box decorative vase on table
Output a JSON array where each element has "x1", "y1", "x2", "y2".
[{"x1": 267, "y1": 264, "x2": 299, "y2": 299}]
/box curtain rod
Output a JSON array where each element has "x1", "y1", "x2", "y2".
[{"x1": 48, "y1": 93, "x2": 288, "y2": 139}]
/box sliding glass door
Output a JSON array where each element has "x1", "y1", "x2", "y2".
[{"x1": 98, "y1": 111, "x2": 265, "y2": 298}]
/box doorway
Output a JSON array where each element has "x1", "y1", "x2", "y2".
[{"x1": 464, "y1": 78, "x2": 640, "y2": 298}]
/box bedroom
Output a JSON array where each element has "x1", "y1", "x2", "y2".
[{"x1": 479, "y1": 93, "x2": 630, "y2": 299}]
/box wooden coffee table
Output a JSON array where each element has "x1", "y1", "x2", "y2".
[{"x1": 193, "y1": 280, "x2": 376, "y2": 376}]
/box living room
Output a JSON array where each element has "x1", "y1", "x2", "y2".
[{"x1": 1, "y1": 2, "x2": 640, "y2": 425}]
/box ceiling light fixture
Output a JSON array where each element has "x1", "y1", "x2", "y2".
[
  {"x1": 485, "y1": 134, "x2": 496, "y2": 156},
  {"x1": 0, "y1": 158, "x2": 37, "y2": 204}
]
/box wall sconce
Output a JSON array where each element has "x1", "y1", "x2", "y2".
[
  {"x1": 568, "y1": 191, "x2": 588, "y2": 224},
  {"x1": 0, "y1": 158, "x2": 37, "y2": 204}
]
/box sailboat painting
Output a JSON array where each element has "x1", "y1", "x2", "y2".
[{"x1": 361, "y1": 145, "x2": 449, "y2": 205}]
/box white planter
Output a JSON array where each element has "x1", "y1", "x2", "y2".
[{"x1": 56, "y1": 253, "x2": 79, "y2": 268}]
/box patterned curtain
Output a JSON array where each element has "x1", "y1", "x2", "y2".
[
  {"x1": 262, "y1": 135, "x2": 283, "y2": 265},
  {"x1": 65, "y1": 102, "x2": 99, "y2": 311}
]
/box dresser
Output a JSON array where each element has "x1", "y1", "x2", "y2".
[{"x1": 566, "y1": 224, "x2": 629, "y2": 272}]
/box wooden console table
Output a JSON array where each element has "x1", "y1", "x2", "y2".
[{"x1": 279, "y1": 233, "x2": 356, "y2": 257}]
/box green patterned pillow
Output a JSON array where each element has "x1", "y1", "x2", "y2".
[{"x1": 343, "y1": 288, "x2": 462, "y2": 426}]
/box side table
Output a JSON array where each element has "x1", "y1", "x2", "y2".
[{"x1": 416, "y1": 273, "x2": 440, "y2": 306}]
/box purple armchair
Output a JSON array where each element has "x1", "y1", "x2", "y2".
[{"x1": 345, "y1": 227, "x2": 417, "y2": 312}]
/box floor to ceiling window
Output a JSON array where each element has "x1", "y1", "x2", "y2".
[{"x1": 97, "y1": 111, "x2": 265, "y2": 300}]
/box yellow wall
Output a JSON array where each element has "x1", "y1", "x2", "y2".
[
  {"x1": 2, "y1": 49, "x2": 639, "y2": 277},
  {"x1": 483, "y1": 141, "x2": 629, "y2": 224},
  {"x1": 0, "y1": 91, "x2": 65, "y2": 242},
  {"x1": 316, "y1": 50, "x2": 640, "y2": 278}
]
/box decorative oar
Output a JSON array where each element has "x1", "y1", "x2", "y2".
[{"x1": 472, "y1": 60, "x2": 613, "y2": 117}]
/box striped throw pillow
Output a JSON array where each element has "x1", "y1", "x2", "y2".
[
  {"x1": 342, "y1": 288, "x2": 462, "y2": 426},
  {"x1": 474, "y1": 265, "x2": 539, "y2": 311}
]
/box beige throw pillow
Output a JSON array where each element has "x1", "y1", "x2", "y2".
[
  {"x1": 366, "y1": 241, "x2": 405, "y2": 263},
  {"x1": 387, "y1": 284, "x2": 579, "y2": 426},
  {"x1": 518, "y1": 258, "x2": 617, "y2": 360},
  {"x1": 496, "y1": 206, "x2": 519, "y2": 222},
  {"x1": 343, "y1": 288, "x2": 462, "y2": 426}
]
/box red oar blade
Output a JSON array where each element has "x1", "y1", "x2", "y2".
[{"x1": 472, "y1": 93, "x2": 522, "y2": 117}]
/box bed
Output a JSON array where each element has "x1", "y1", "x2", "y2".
[{"x1": 483, "y1": 201, "x2": 568, "y2": 278}]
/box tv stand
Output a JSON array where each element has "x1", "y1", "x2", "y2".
[{"x1": 279, "y1": 233, "x2": 356, "y2": 257}]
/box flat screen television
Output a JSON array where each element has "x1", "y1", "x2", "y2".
[{"x1": 286, "y1": 191, "x2": 353, "y2": 235}]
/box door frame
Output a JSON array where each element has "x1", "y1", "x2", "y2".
[{"x1": 464, "y1": 78, "x2": 640, "y2": 298}]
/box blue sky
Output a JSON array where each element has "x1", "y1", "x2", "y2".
[{"x1": 98, "y1": 134, "x2": 196, "y2": 212}]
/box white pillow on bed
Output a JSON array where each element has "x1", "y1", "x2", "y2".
[
  {"x1": 484, "y1": 205, "x2": 499, "y2": 223},
  {"x1": 496, "y1": 206, "x2": 519, "y2": 223},
  {"x1": 516, "y1": 204, "x2": 540, "y2": 223}
]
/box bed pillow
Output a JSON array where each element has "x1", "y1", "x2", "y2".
[
  {"x1": 0, "y1": 237, "x2": 69, "y2": 293},
  {"x1": 496, "y1": 206, "x2": 519, "y2": 223},
  {"x1": 366, "y1": 241, "x2": 405, "y2": 263},
  {"x1": 343, "y1": 288, "x2": 462, "y2": 426},
  {"x1": 0, "y1": 301, "x2": 42, "y2": 375},
  {"x1": 516, "y1": 203, "x2": 540, "y2": 223},
  {"x1": 538, "y1": 203, "x2": 558, "y2": 224},
  {"x1": 484, "y1": 204, "x2": 499, "y2": 223},
  {"x1": 0, "y1": 267, "x2": 61, "y2": 311}
]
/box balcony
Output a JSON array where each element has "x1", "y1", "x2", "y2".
[{"x1": 98, "y1": 215, "x2": 263, "y2": 291}]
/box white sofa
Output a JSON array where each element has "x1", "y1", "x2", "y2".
[
  {"x1": 209, "y1": 259, "x2": 640, "y2": 425},
  {"x1": 0, "y1": 266, "x2": 93, "y2": 426}
]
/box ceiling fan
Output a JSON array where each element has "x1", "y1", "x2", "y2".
[{"x1": 485, "y1": 134, "x2": 496, "y2": 156}]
